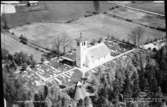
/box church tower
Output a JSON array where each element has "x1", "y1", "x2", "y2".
[{"x1": 76, "y1": 34, "x2": 87, "y2": 68}]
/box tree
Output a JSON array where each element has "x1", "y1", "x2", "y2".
[
  {"x1": 93, "y1": 1, "x2": 100, "y2": 14},
  {"x1": 2, "y1": 48, "x2": 9, "y2": 60},
  {"x1": 90, "y1": 39, "x2": 97, "y2": 45},
  {"x1": 156, "y1": 87, "x2": 163, "y2": 98},
  {"x1": 128, "y1": 27, "x2": 145, "y2": 47},
  {"x1": 84, "y1": 97, "x2": 92, "y2": 107},
  {"x1": 3, "y1": 69, "x2": 30, "y2": 106},
  {"x1": 47, "y1": 85, "x2": 72, "y2": 107},
  {"x1": 2, "y1": 14, "x2": 9, "y2": 29},
  {"x1": 133, "y1": 79, "x2": 140, "y2": 98},
  {"x1": 43, "y1": 85, "x2": 48, "y2": 99},
  {"x1": 19, "y1": 35, "x2": 28, "y2": 44},
  {"x1": 97, "y1": 37, "x2": 103, "y2": 43},
  {"x1": 77, "y1": 99, "x2": 84, "y2": 107},
  {"x1": 45, "y1": 97, "x2": 52, "y2": 107},
  {"x1": 123, "y1": 77, "x2": 132, "y2": 98},
  {"x1": 113, "y1": 79, "x2": 121, "y2": 98},
  {"x1": 131, "y1": 72, "x2": 140, "y2": 98},
  {"x1": 150, "y1": 78, "x2": 158, "y2": 93},
  {"x1": 13, "y1": 52, "x2": 36, "y2": 67},
  {"x1": 52, "y1": 32, "x2": 71, "y2": 57},
  {"x1": 29, "y1": 55, "x2": 36, "y2": 68}
]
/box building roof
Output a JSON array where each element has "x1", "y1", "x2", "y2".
[
  {"x1": 153, "y1": 1, "x2": 164, "y2": 3},
  {"x1": 63, "y1": 52, "x2": 76, "y2": 61},
  {"x1": 28, "y1": 1, "x2": 39, "y2": 3},
  {"x1": 87, "y1": 43, "x2": 110, "y2": 59},
  {"x1": 2, "y1": 1, "x2": 20, "y2": 4},
  {"x1": 1, "y1": 4, "x2": 16, "y2": 14}
]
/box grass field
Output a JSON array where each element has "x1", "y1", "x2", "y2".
[
  {"x1": 1, "y1": 1, "x2": 117, "y2": 28},
  {"x1": 109, "y1": 7, "x2": 165, "y2": 28},
  {"x1": 1, "y1": 32, "x2": 42, "y2": 62},
  {"x1": 127, "y1": 2, "x2": 165, "y2": 14},
  {"x1": 110, "y1": 7, "x2": 146, "y2": 20},
  {"x1": 1, "y1": 1, "x2": 164, "y2": 28},
  {"x1": 9, "y1": 14, "x2": 165, "y2": 49},
  {"x1": 139, "y1": 15, "x2": 166, "y2": 28}
]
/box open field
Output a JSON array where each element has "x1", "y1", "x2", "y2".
[
  {"x1": 110, "y1": 7, "x2": 146, "y2": 20},
  {"x1": 1, "y1": 32, "x2": 42, "y2": 62},
  {"x1": 1, "y1": 1, "x2": 117, "y2": 28},
  {"x1": 127, "y1": 2, "x2": 165, "y2": 14},
  {"x1": 139, "y1": 15, "x2": 166, "y2": 28},
  {"x1": 9, "y1": 14, "x2": 165, "y2": 49},
  {"x1": 109, "y1": 7, "x2": 165, "y2": 28}
]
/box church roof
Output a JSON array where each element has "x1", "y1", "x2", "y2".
[{"x1": 87, "y1": 43, "x2": 110, "y2": 59}]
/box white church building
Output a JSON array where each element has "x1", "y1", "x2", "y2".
[{"x1": 76, "y1": 38, "x2": 112, "y2": 70}]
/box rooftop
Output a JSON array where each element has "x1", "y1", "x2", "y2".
[
  {"x1": 1, "y1": 1, "x2": 20, "y2": 4},
  {"x1": 87, "y1": 42, "x2": 111, "y2": 59}
]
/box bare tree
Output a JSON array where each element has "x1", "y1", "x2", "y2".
[
  {"x1": 90, "y1": 39, "x2": 97, "y2": 45},
  {"x1": 52, "y1": 32, "x2": 71, "y2": 57},
  {"x1": 2, "y1": 14, "x2": 9, "y2": 29},
  {"x1": 97, "y1": 37, "x2": 103, "y2": 43},
  {"x1": 128, "y1": 27, "x2": 145, "y2": 47}
]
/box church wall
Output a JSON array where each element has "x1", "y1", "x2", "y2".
[
  {"x1": 76, "y1": 41, "x2": 112, "y2": 69},
  {"x1": 88, "y1": 54, "x2": 111, "y2": 69},
  {"x1": 76, "y1": 41, "x2": 88, "y2": 68}
]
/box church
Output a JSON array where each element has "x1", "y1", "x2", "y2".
[{"x1": 76, "y1": 37, "x2": 112, "y2": 69}]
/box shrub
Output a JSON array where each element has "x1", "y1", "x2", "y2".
[
  {"x1": 103, "y1": 12, "x2": 107, "y2": 14},
  {"x1": 126, "y1": 19, "x2": 132, "y2": 22}
]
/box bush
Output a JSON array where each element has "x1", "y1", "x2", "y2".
[
  {"x1": 86, "y1": 86, "x2": 95, "y2": 93},
  {"x1": 59, "y1": 85, "x2": 66, "y2": 89},
  {"x1": 26, "y1": 22, "x2": 30, "y2": 24},
  {"x1": 126, "y1": 19, "x2": 132, "y2": 22},
  {"x1": 19, "y1": 35, "x2": 28, "y2": 44},
  {"x1": 112, "y1": 15, "x2": 116, "y2": 18},
  {"x1": 115, "y1": 6, "x2": 119, "y2": 8},
  {"x1": 92, "y1": 11, "x2": 98, "y2": 14},
  {"x1": 103, "y1": 12, "x2": 107, "y2": 14},
  {"x1": 109, "y1": 7, "x2": 114, "y2": 10}
]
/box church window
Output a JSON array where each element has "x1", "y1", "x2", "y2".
[{"x1": 77, "y1": 42, "x2": 80, "y2": 46}]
